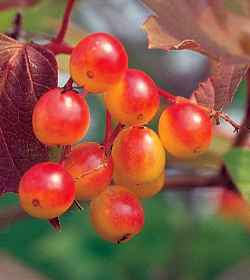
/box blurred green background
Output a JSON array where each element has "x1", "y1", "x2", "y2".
[{"x1": 0, "y1": 1, "x2": 250, "y2": 279}]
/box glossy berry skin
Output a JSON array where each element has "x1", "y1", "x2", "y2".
[
  {"x1": 158, "y1": 102, "x2": 212, "y2": 158},
  {"x1": 104, "y1": 69, "x2": 159, "y2": 125},
  {"x1": 113, "y1": 170, "x2": 165, "y2": 199},
  {"x1": 70, "y1": 32, "x2": 128, "y2": 93},
  {"x1": 32, "y1": 88, "x2": 90, "y2": 145},
  {"x1": 90, "y1": 186, "x2": 144, "y2": 243},
  {"x1": 18, "y1": 162, "x2": 75, "y2": 219},
  {"x1": 112, "y1": 126, "x2": 166, "y2": 183},
  {"x1": 62, "y1": 142, "x2": 113, "y2": 200}
]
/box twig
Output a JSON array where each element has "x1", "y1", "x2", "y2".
[{"x1": 164, "y1": 173, "x2": 224, "y2": 190}]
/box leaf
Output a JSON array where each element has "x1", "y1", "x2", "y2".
[
  {"x1": 191, "y1": 61, "x2": 248, "y2": 110},
  {"x1": 142, "y1": 0, "x2": 250, "y2": 63},
  {"x1": 0, "y1": 33, "x2": 58, "y2": 194},
  {"x1": 192, "y1": 78, "x2": 215, "y2": 109},
  {"x1": 224, "y1": 148, "x2": 250, "y2": 202},
  {"x1": 0, "y1": 0, "x2": 40, "y2": 11}
]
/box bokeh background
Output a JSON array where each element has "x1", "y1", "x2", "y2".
[{"x1": 0, "y1": 1, "x2": 249, "y2": 279}]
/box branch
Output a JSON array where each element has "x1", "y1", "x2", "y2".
[{"x1": 54, "y1": 0, "x2": 76, "y2": 44}]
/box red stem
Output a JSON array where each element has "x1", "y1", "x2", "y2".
[
  {"x1": 103, "y1": 110, "x2": 112, "y2": 148},
  {"x1": 158, "y1": 87, "x2": 177, "y2": 103},
  {"x1": 44, "y1": 41, "x2": 73, "y2": 55},
  {"x1": 54, "y1": 0, "x2": 76, "y2": 44},
  {"x1": 104, "y1": 123, "x2": 125, "y2": 154}
]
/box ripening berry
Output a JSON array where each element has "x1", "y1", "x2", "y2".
[
  {"x1": 18, "y1": 162, "x2": 75, "y2": 219},
  {"x1": 104, "y1": 69, "x2": 159, "y2": 125},
  {"x1": 70, "y1": 32, "x2": 128, "y2": 93},
  {"x1": 62, "y1": 142, "x2": 113, "y2": 200},
  {"x1": 90, "y1": 186, "x2": 144, "y2": 243},
  {"x1": 158, "y1": 102, "x2": 212, "y2": 158},
  {"x1": 113, "y1": 170, "x2": 165, "y2": 199},
  {"x1": 32, "y1": 88, "x2": 90, "y2": 145},
  {"x1": 112, "y1": 126, "x2": 166, "y2": 183}
]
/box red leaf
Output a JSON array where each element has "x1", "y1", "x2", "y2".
[
  {"x1": 0, "y1": 0, "x2": 40, "y2": 11},
  {"x1": 191, "y1": 61, "x2": 248, "y2": 110},
  {"x1": 0, "y1": 33, "x2": 58, "y2": 193},
  {"x1": 192, "y1": 78, "x2": 215, "y2": 109},
  {"x1": 211, "y1": 61, "x2": 248, "y2": 110},
  {"x1": 142, "y1": 0, "x2": 250, "y2": 63}
]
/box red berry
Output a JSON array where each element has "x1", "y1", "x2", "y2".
[
  {"x1": 18, "y1": 162, "x2": 75, "y2": 219},
  {"x1": 90, "y1": 186, "x2": 144, "y2": 243},
  {"x1": 112, "y1": 126, "x2": 166, "y2": 183},
  {"x1": 104, "y1": 68, "x2": 159, "y2": 125},
  {"x1": 113, "y1": 170, "x2": 165, "y2": 199},
  {"x1": 62, "y1": 142, "x2": 113, "y2": 200},
  {"x1": 32, "y1": 88, "x2": 90, "y2": 145},
  {"x1": 159, "y1": 102, "x2": 212, "y2": 158},
  {"x1": 70, "y1": 32, "x2": 128, "y2": 93}
]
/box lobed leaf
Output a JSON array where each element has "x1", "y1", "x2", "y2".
[
  {"x1": 0, "y1": 33, "x2": 57, "y2": 194},
  {"x1": 142, "y1": 0, "x2": 250, "y2": 63},
  {"x1": 224, "y1": 148, "x2": 250, "y2": 202},
  {"x1": 192, "y1": 61, "x2": 248, "y2": 110}
]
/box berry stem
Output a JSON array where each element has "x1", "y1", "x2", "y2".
[
  {"x1": 158, "y1": 87, "x2": 177, "y2": 103},
  {"x1": 74, "y1": 200, "x2": 84, "y2": 211},
  {"x1": 63, "y1": 77, "x2": 74, "y2": 91},
  {"x1": 60, "y1": 145, "x2": 72, "y2": 163},
  {"x1": 54, "y1": 0, "x2": 76, "y2": 44},
  {"x1": 103, "y1": 110, "x2": 112, "y2": 148},
  {"x1": 104, "y1": 123, "x2": 125, "y2": 154},
  {"x1": 44, "y1": 41, "x2": 73, "y2": 55},
  {"x1": 43, "y1": 0, "x2": 75, "y2": 55}
]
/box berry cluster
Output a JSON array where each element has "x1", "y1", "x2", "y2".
[{"x1": 18, "y1": 32, "x2": 213, "y2": 243}]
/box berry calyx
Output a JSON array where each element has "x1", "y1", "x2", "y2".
[
  {"x1": 90, "y1": 186, "x2": 144, "y2": 243},
  {"x1": 70, "y1": 32, "x2": 128, "y2": 93},
  {"x1": 104, "y1": 68, "x2": 159, "y2": 125},
  {"x1": 159, "y1": 102, "x2": 212, "y2": 158},
  {"x1": 18, "y1": 162, "x2": 76, "y2": 219},
  {"x1": 62, "y1": 142, "x2": 113, "y2": 200},
  {"x1": 32, "y1": 88, "x2": 90, "y2": 145},
  {"x1": 112, "y1": 126, "x2": 166, "y2": 183}
]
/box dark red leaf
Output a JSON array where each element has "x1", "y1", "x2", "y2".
[
  {"x1": 191, "y1": 61, "x2": 248, "y2": 110},
  {"x1": 0, "y1": 33, "x2": 58, "y2": 193},
  {"x1": 0, "y1": 0, "x2": 40, "y2": 11},
  {"x1": 142, "y1": 0, "x2": 250, "y2": 63}
]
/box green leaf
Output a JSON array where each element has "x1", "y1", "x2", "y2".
[{"x1": 224, "y1": 148, "x2": 250, "y2": 200}]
